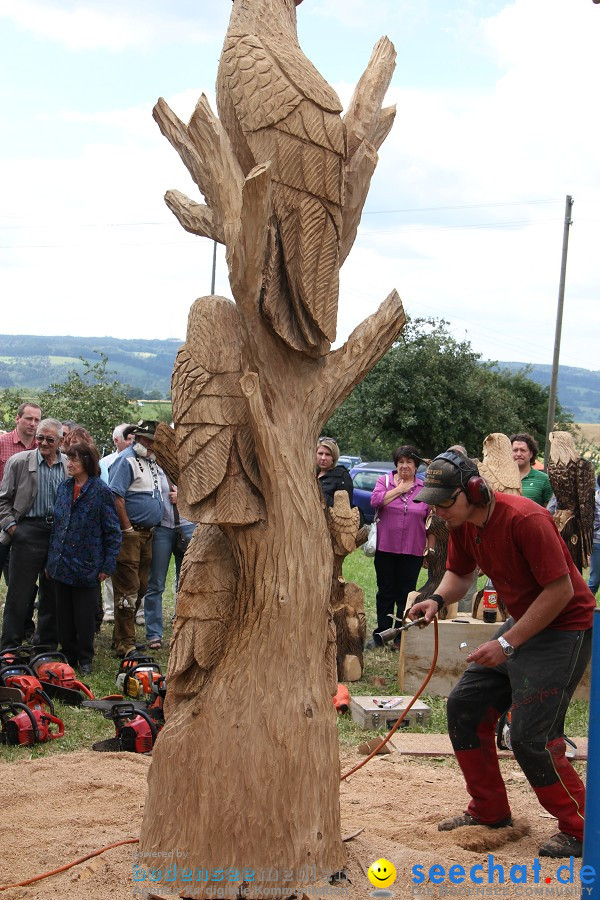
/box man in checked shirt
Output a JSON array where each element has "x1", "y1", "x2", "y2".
[{"x1": 0, "y1": 418, "x2": 68, "y2": 649}]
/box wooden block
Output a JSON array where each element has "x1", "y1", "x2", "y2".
[{"x1": 400, "y1": 615, "x2": 590, "y2": 699}]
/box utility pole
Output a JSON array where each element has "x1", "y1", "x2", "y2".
[
  {"x1": 544, "y1": 194, "x2": 573, "y2": 471},
  {"x1": 210, "y1": 240, "x2": 217, "y2": 294}
]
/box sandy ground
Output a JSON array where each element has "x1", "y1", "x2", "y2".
[{"x1": 0, "y1": 740, "x2": 588, "y2": 900}]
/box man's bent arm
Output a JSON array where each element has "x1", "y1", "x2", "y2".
[
  {"x1": 466, "y1": 574, "x2": 574, "y2": 668},
  {"x1": 113, "y1": 495, "x2": 132, "y2": 531}
]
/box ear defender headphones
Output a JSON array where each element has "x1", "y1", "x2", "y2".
[{"x1": 436, "y1": 450, "x2": 491, "y2": 508}]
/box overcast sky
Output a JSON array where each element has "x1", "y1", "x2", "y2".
[{"x1": 1, "y1": 0, "x2": 599, "y2": 372}]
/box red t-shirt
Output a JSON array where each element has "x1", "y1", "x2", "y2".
[{"x1": 447, "y1": 493, "x2": 595, "y2": 631}]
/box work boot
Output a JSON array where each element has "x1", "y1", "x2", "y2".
[
  {"x1": 539, "y1": 833, "x2": 582, "y2": 858},
  {"x1": 438, "y1": 812, "x2": 513, "y2": 832}
]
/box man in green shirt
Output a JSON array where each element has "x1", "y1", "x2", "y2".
[{"x1": 510, "y1": 432, "x2": 554, "y2": 506}]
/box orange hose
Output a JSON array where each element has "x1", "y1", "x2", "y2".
[
  {"x1": 0, "y1": 837, "x2": 139, "y2": 891},
  {"x1": 341, "y1": 617, "x2": 439, "y2": 780}
]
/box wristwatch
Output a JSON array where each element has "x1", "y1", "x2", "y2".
[{"x1": 497, "y1": 635, "x2": 515, "y2": 657}]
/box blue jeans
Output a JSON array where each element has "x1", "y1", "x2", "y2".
[
  {"x1": 588, "y1": 540, "x2": 600, "y2": 596},
  {"x1": 144, "y1": 523, "x2": 195, "y2": 642}
]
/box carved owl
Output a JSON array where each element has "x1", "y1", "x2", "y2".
[
  {"x1": 548, "y1": 430, "x2": 595, "y2": 571},
  {"x1": 165, "y1": 525, "x2": 237, "y2": 719},
  {"x1": 478, "y1": 433, "x2": 522, "y2": 495},
  {"x1": 217, "y1": 0, "x2": 346, "y2": 356},
  {"x1": 172, "y1": 295, "x2": 264, "y2": 526}
]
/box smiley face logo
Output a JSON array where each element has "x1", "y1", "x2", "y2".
[{"x1": 368, "y1": 858, "x2": 397, "y2": 889}]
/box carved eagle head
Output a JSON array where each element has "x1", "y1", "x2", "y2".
[{"x1": 549, "y1": 431, "x2": 578, "y2": 465}]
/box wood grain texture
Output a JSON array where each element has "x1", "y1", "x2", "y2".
[
  {"x1": 478, "y1": 432, "x2": 522, "y2": 494},
  {"x1": 217, "y1": 1, "x2": 345, "y2": 354},
  {"x1": 548, "y1": 431, "x2": 595, "y2": 570},
  {"x1": 141, "y1": 1, "x2": 401, "y2": 893}
]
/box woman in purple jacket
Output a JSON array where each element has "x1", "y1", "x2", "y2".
[{"x1": 369, "y1": 445, "x2": 428, "y2": 647}]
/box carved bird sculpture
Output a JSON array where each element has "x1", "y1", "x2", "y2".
[
  {"x1": 478, "y1": 432, "x2": 522, "y2": 495},
  {"x1": 171, "y1": 294, "x2": 264, "y2": 526},
  {"x1": 547, "y1": 430, "x2": 595, "y2": 571},
  {"x1": 217, "y1": 0, "x2": 346, "y2": 356}
]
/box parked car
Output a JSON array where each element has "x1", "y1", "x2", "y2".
[
  {"x1": 338, "y1": 454, "x2": 362, "y2": 470},
  {"x1": 349, "y1": 461, "x2": 394, "y2": 525}
]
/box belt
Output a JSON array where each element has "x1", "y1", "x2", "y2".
[
  {"x1": 27, "y1": 516, "x2": 54, "y2": 524},
  {"x1": 131, "y1": 523, "x2": 155, "y2": 533}
]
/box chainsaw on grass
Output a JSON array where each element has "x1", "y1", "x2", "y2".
[
  {"x1": 89, "y1": 700, "x2": 160, "y2": 753},
  {"x1": 30, "y1": 651, "x2": 94, "y2": 705},
  {"x1": 0, "y1": 700, "x2": 64, "y2": 746},
  {"x1": 0, "y1": 664, "x2": 54, "y2": 712}
]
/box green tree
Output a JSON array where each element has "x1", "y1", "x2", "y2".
[
  {"x1": 325, "y1": 318, "x2": 572, "y2": 459},
  {"x1": 39, "y1": 353, "x2": 132, "y2": 452},
  {"x1": 0, "y1": 389, "x2": 28, "y2": 429}
]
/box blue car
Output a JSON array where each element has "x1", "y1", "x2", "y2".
[
  {"x1": 338, "y1": 455, "x2": 362, "y2": 470},
  {"x1": 349, "y1": 461, "x2": 394, "y2": 525}
]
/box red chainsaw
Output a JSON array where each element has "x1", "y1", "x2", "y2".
[
  {"x1": 0, "y1": 663, "x2": 54, "y2": 712},
  {"x1": 30, "y1": 651, "x2": 94, "y2": 704},
  {"x1": 0, "y1": 700, "x2": 64, "y2": 746},
  {"x1": 88, "y1": 701, "x2": 160, "y2": 753}
]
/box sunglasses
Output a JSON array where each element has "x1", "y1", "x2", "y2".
[
  {"x1": 36, "y1": 435, "x2": 57, "y2": 445},
  {"x1": 434, "y1": 489, "x2": 463, "y2": 509},
  {"x1": 318, "y1": 436, "x2": 337, "y2": 445}
]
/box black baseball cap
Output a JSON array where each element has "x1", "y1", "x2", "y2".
[{"x1": 416, "y1": 452, "x2": 478, "y2": 506}]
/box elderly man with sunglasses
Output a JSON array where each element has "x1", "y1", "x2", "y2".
[
  {"x1": 408, "y1": 449, "x2": 594, "y2": 860},
  {"x1": 0, "y1": 418, "x2": 68, "y2": 650}
]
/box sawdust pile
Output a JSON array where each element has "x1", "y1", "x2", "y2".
[{"x1": 0, "y1": 749, "x2": 586, "y2": 900}]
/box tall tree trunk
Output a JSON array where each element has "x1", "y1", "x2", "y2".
[{"x1": 140, "y1": 10, "x2": 403, "y2": 896}]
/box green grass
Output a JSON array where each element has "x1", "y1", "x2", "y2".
[
  {"x1": 133, "y1": 401, "x2": 173, "y2": 420},
  {"x1": 0, "y1": 552, "x2": 590, "y2": 760}
]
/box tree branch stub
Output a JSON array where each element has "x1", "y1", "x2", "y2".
[{"x1": 317, "y1": 289, "x2": 405, "y2": 422}]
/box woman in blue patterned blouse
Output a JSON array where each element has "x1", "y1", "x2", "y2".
[{"x1": 47, "y1": 442, "x2": 121, "y2": 674}]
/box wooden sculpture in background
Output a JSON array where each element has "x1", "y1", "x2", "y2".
[
  {"x1": 139, "y1": 0, "x2": 403, "y2": 893},
  {"x1": 548, "y1": 430, "x2": 595, "y2": 572},
  {"x1": 478, "y1": 432, "x2": 522, "y2": 495},
  {"x1": 327, "y1": 491, "x2": 368, "y2": 682}
]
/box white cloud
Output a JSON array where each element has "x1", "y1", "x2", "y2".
[
  {"x1": 0, "y1": 0, "x2": 227, "y2": 50},
  {"x1": 2, "y1": 0, "x2": 600, "y2": 377}
]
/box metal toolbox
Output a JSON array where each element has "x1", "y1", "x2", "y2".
[{"x1": 349, "y1": 695, "x2": 431, "y2": 730}]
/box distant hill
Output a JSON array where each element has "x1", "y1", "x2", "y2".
[
  {"x1": 1, "y1": 335, "x2": 599, "y2": 420},
  {"x1": 0, "y1": 334, "x2": 182, "y2": 398},
  {"x1": 492, "y1": 361, "x2": 600, "y2": 423}
]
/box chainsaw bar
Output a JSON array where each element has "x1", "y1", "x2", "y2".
[
  {"x1": 42, "y1": 682, "x2": 86, "y2": 706},
  {"x1": 92, "y1": 737, "x2": 122, "y2": 752},
  {"x1": 82, "y1": 698, "x2": 162, "y2": 719},
  {"x1": 0, "y1": 686, "x2": 24, "y2": 702}
]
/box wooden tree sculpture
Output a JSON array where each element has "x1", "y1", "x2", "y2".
[
  {"x1": 328, "y1": 492, "x2": 369, "y2": 681},
  {"x1": 548, "y1": 430, "x2": 595, "y2": 572},
  {"x1": 140, "y1": 1, "x2": 402, "y2": 894}
]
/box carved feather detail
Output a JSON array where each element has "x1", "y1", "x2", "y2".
[
  {"x1": 217, "y1": 11, "x2": 346, "y2": 356},
  {"x1": 165, "y1": 525, "x2": 237, "y2": 718},
  {"x1": 548, "y1": 432, "x2": 595, "y2": 570},
  {"x1": 478, "y1": 433, "x2": 522, "y2": 495},
  {"x1": 172, "y1": 295, "x2": 264, "y2": 525}
]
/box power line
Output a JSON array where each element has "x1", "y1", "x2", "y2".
[{"x1": 363, "y1": 198, "x2": 564, "y2": 215}]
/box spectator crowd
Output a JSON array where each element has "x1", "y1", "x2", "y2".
[{"x1": 0, "y1": 403, "x2": 193, "y2": 673}]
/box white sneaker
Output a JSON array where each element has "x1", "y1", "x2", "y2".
[
  {"x1": 103, "y1": 613, "x2": 114, "y2": 623},
  {"x1": 135, "y1": 615, "x2": 145, "y2": 626}
]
